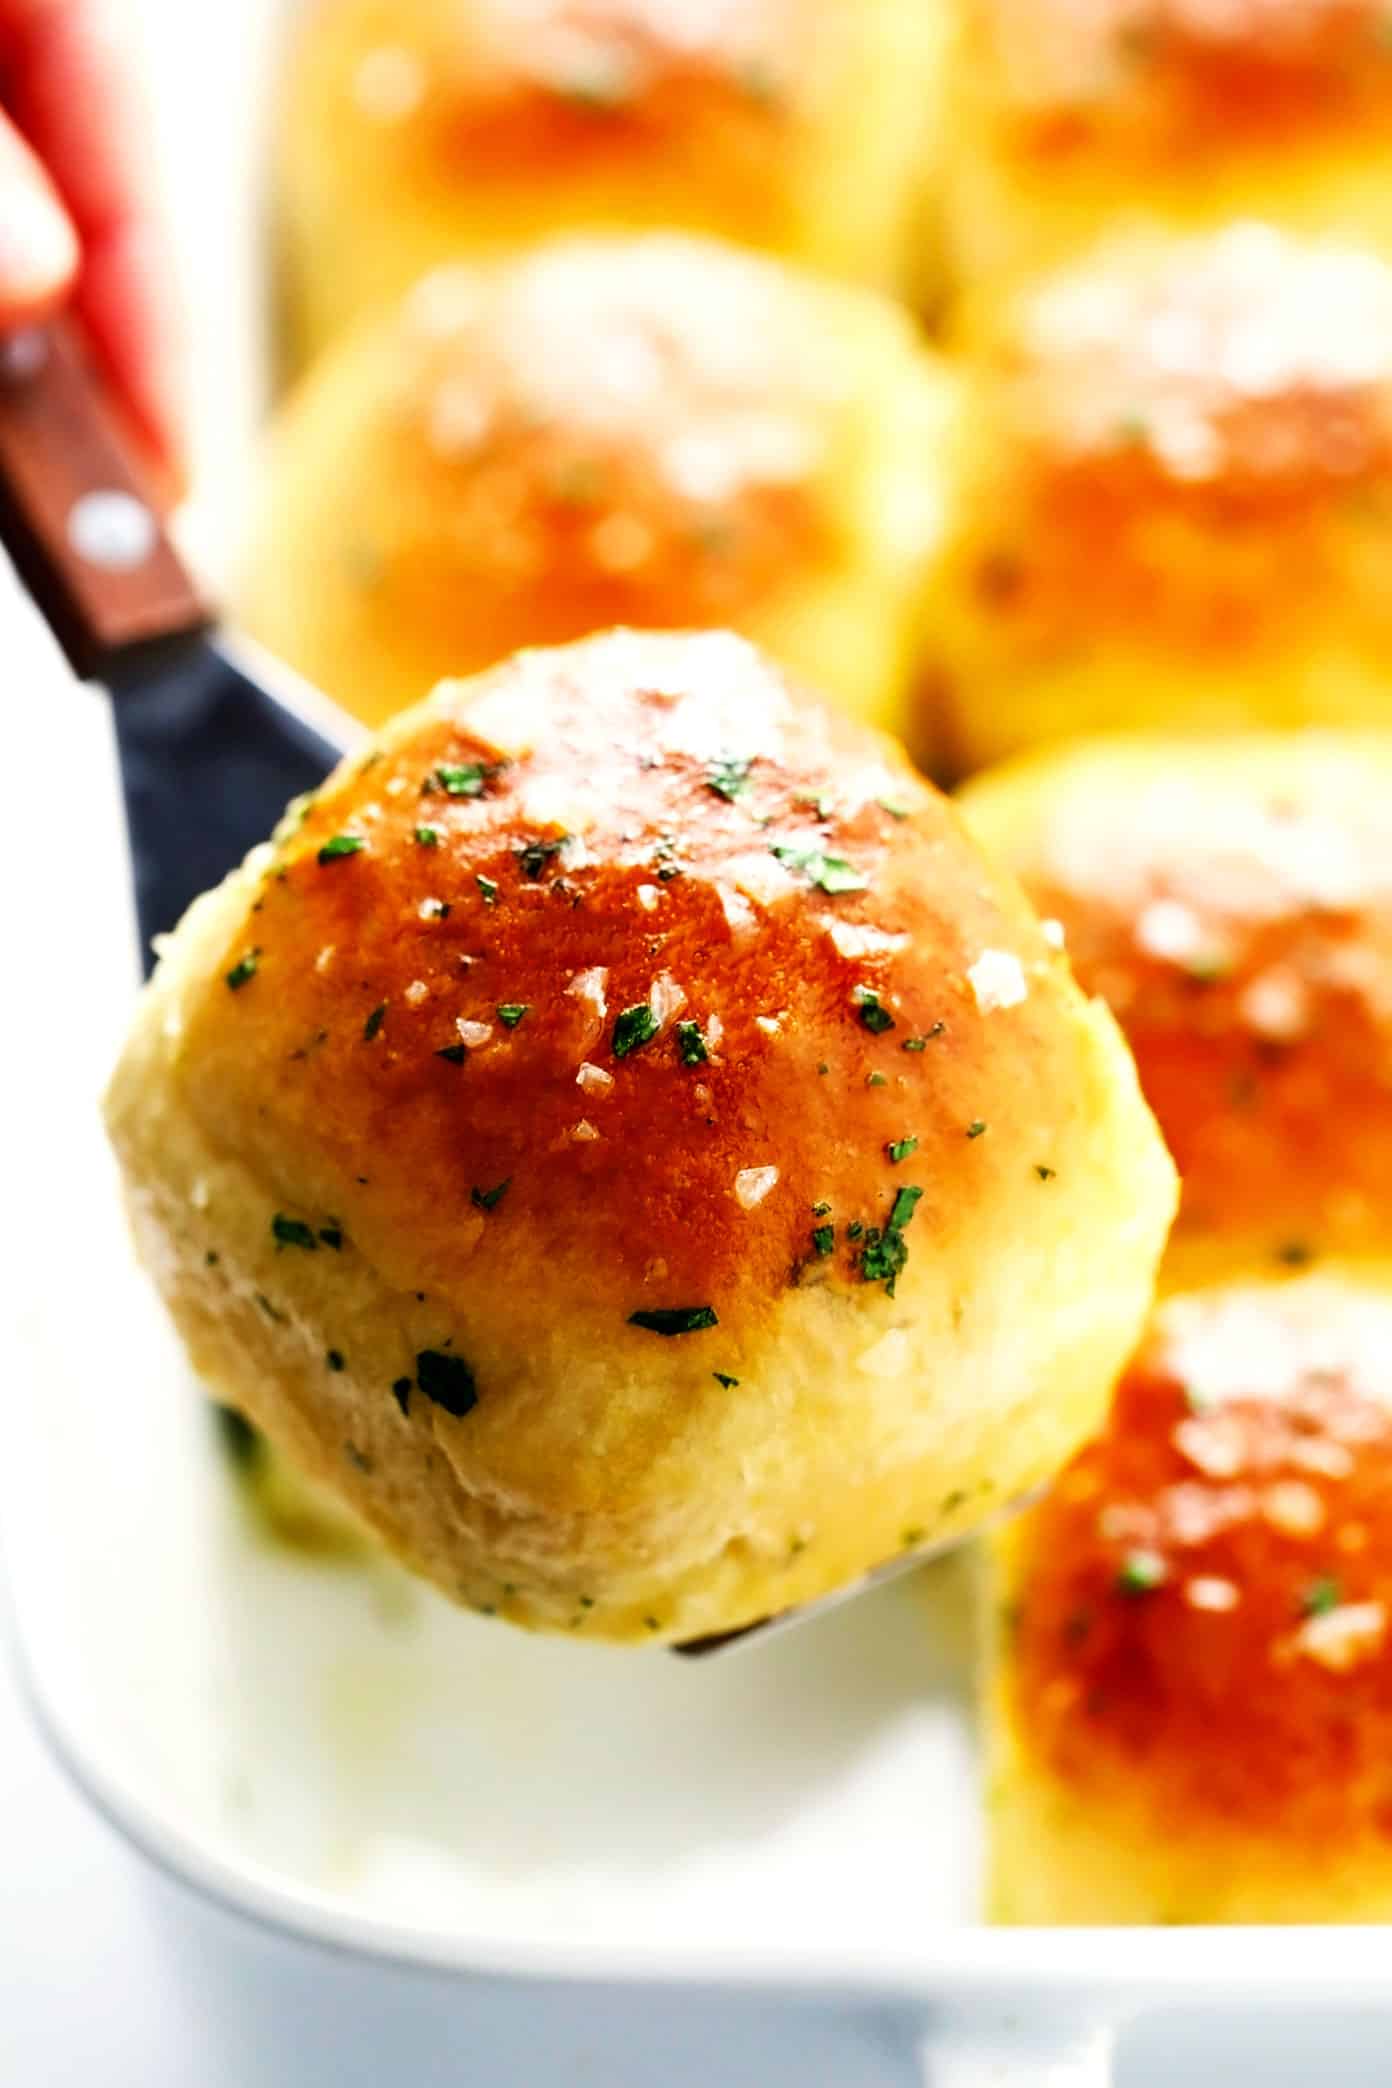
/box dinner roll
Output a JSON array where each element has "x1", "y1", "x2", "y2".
[
  {"x1": 942, "y1": 0, "x2": 1392, "y2": 315},
  {"x1": 104, "y1": 630, "x2": 1175, "y2": 1645},
  {"x1": 240, "y1": 233, "x2": 954, "y2": 741},
  {"x1": 987, "y1": 1268, "x2": 1392, "y2": 1923},
  {"x1": 925, "y1": 224, "x2": 1392, "y2": 772},
  {"x1": 961, "y1": 733, "x2": 1392, "y2": 1287},
  {"x1": 276, "y1": 0, "x2": 947, "y2": 366}
]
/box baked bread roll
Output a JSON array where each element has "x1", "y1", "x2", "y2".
[
  {"x1": 925, "y1": 224, "x2": 1392, "y2": 772},
  {"x1": 104, "y1": 629, "x2": 1175, "y2": 1644},
  {"x1": 943, "y1": 0, "x2": 1392, "y2": 315},
  {"x1": 960, "y1": 732, "x2": 1392, "y2": 1288},
  {"x1": 240, "y1": 233, "x2": 954, "y2": 742},
  {"x1": 987, "y1": 1268, "x2": 1392, "y2": 1923},
  {"x1": 276, "y1": 0, "x2": 947, "y2": 366}
]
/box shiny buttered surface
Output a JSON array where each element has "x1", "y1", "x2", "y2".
[
  {"x1": 927, "y1": 224, "x2": 1392, "y2": 770},
  {"x1": 988, "y1": 1269, "x2": 1392, "y2": 1924},
  {"x1": 276, "y1": 0, "x2": 947, "y2": 364},
  {"x1": 960, "y1": 733, "x2": 1392, "y2": 1284},
  {"x1": 240, "y1": 233, "x2": 954, "y2": 740},
  {"x1": 104, "y1": 631, "x2": 1175, "y2": 1644},
  {"x1": 942, "y1": 0, "x2": 1392, "y2": 311}
]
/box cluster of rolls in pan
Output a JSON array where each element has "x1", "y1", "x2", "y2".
[{"x1": 101, "y1": 0, "x2": 1392, "y2": 1923}]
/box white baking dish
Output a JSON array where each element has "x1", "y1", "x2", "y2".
[{"x1": 5, "y1": 3, "x2": 1392, "y2": 2080}]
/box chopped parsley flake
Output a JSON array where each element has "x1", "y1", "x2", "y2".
[
  {"x1": 391, "y1": 1376, "x2": 412, "y2": 1415},
  {"x1": 363, "y1": 1001, "x2": 388, "y2": 1041},
  {"x1": 707, "y1": 753, "x2": 753, "y2": 802},
  {"x1": 613, "y1": 1003, "x2": 660, "y2": 1058},
  {"x1": 272, "y1": 1214, "x2": 318, "y2": 1251},
  {"x1": 518, "y1": 836, "x2": 567, "y2": 879},
  {"x1": 225, "y1": 950, "x2": 260, "y2": 990},
  {"x1": 424, "y1": 899, "x2": 450, "y2": 919},
  {"x1": 326, "y1": 1350, "x2": 345, "y2": 1372},
  {"x1": 852, "y1": 986, "x2": 894, "y2": 1034},
  {"x1": 415, "y1": 826, "x2": 440, "y2": 847},
  {"x1": 1302, "y1": 1576, "x2": 1342, "y2": 1617},
  {"x1": 966, "y1": 1119, "x2": 987, "y2": 1139},
  {"x1": 859, "y1": 1185, "x2": 923, "y2": 1296},
  {"x1": 477, "y1": 874, "x2": 499, "y2": 906},
  {"x1": 887, "y1": 1137, "x2": 918, "y2": 1164},
  {"x1": 676, "y1": 1019, "x2": 709, "y2": 1066},
  {"x1": 713, "y1": 1372, "x2": 740, "y2": 1388},
  {"x1": 812, "y1": 1225, "x2": 835, "y2": 1258},
  {"x1": 471, "y1": 1179, "x2": 510, "y2": 1212},
  {"x1": 1116, "y1": 1548, "x2": 1166, "y2": 1596},
  {"x1": 436, "y1": 1042, "x2": 468, "y2": 1064},
  {"x1": 497, "y1": 1003, "x2": 530, "y2": 1028},
  {"x1": 628, "y1": 1306, "x2": 719, "y2": 1336},
  {"x1": 771, "y1": 843, "x2": 867, "y2": 895},
  {"x1": 318, "y1": 1224, "x2": 344, "y2": 1250},
  {"x1": 866, "y1": 1071, "x2": 888, "y2": 1087},
  {"x1": 318, "y1": 833, "x2": 365, "y2": 864},
  {"x1": 415, "y1": 1349, "x2": 478, "y2": 1418},
  {"x1": 812, "y1": 1200, "x2": 831, "y2": 1216},
  {"x1": 435, "y1": 762, "x2": 494, "y2": 798},
  {"x1": 847, "y1": 1220, "x2": 864, "y2": 1240},
  {"x1": 1035, "y1": 1164, "x2": 1056, "y2": 1181}
]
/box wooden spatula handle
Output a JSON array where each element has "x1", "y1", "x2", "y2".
[{"x1": 0, "y1": 319, "x2": 208, "y2": 680}]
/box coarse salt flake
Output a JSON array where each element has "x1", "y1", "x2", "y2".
[
  {"x1": 734, "y1": 1165, "x2": 779, "y2": 1210},
  {"x1": 967, "y1": 949, "x2": 1028, "y2": 1012},
  {"x1": 456, "y1": 1018, "x2": 493, "y2": 1049},
  {"x1": 577, "y1": 1062, "x2": 614, "y2": 1096}
]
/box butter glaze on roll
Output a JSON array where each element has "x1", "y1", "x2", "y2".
[
  {"x1": 241, "y1": 234, "x2": 953, "y2": 742},
  {"x1": 928, "y1": 225, "x2": 1392, "y2": 769},
  {"x1": 988, "y1": 1270, "x2": 1392, "y2": 1923},
  {"x1": 961, "y1": 733, "x2": 1392, "y2": 1284},
  {"x1": 104, "y1": 631, "x2": 1174, "y2": 1644},
  {"x1": 276, "y1": 0, "x2": 947, "y2": 364},
  {"x1": 943, "y1": 0, "x2": 1392, "y2": 310}
]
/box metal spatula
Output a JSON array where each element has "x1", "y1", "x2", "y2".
[{"x1": 0, "y1": 320, "x2": 352, "y2": 970}]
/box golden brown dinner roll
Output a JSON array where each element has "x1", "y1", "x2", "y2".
[
  {"x1": 240, "y1": 233, "x2": 954, "y2": 740},
  {"x1": 987, "y1": 1267, "x2": 1392, "y2": 1923},
  {"x1": 925, "y1": 223, "x2": 1392, "y2": 772},
  {"x1": 276, "y1": 0, "x2": 947, "y2": 366},
  {"x1": 104, "y1": 630, "x2": 1175, "y2": 1644},
  {"x1": 961, "y1": 733, "x2": 1392, "y2": 1286},
  {"x1": 942, "y1": 0, "x2": 1392, "y2": 314}
]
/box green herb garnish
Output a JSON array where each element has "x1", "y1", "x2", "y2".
[
  {"x1": 436, "y1": 762, "x2": 493, "y2": 798},
  {"x1": 318, "y1": 833, "x2": 365, "y2": 864},
  {"x1": 326, "y1": 1350, "x2": 345, "y2": 1372},
  {"x1": 518, "y1": 835, "x2": 567, "y2": 879},
  {"x1": 415, "y1": 826, "x2": 440, "y2": 847},
  {"x1": 866, "y1": 1071, "x2": 888, "y2": 1087},
  {"x1": 852, "y1": 985, "x2": 894, "y2": 1034},
  {"x1": 1035, "y1": 1164, "x2": 1056, "y2": 1181},
  {"x1": 1301, "y1": 1576, "x2": 1342, "y2": 1617},
  {"x1": 272, "y1": 1215, "x2": 318, "y2": 1251},
  {"x1": 415, "y1": 1349, "x2": 478, "y2": 1418},
  {"x1": 902, "y1": 1022, "x2": 945, "y2": 1051},
  {"x1": 676, "y1": 1020, "x2": 709, "y2": 1066},
  {"x1": 859, "y1": 1185, "x2": 923, "y2": 1297},
  {"x1": 477, "y1": 874, "x2": 499, "y2": 906},
  {"x1": 1116, "y1": 1549, "x2": 1166, "y2": 1596},
  {"x1": 889, "y1": 1185, "x2": 923, "y2": 1231},
  {"x1": 471, "y1": 1179, "x2": 510, "y2": 1212},
  {"x1": 613, "y1": 1003, "x2": 659, "y2": 1058},
  {"x1": 1276, "y1": 1239, "x2": 1314, "y2": 1268},
  {"x1": 887, "y1": 1137, "x2": 918, "y2": 1164},
  {"x1": 811, "y1": 1225, "x2": 835, "y2": 1258},
  {"x1": 497, "y1": 1004, "x2": 530, "y2": 1028},
  {"x1": 713, "y1": 1372, "x2": 740, "y2": 1388},
  {"x1": 318, "y1": 1224, "x2": 344, "y2": 1250},
  {"x1": 628, "y1": 1306, "x2": 719, "y2": 1336},
  {"x1": 707, "y1": 753, "x2": 753, "y2": 803},
  {"x1": 225, "y1": 950, "x2": 260, "y2": 991},
  {"x1": 363, "y1": 1001, "x2": 388, "y2": 1042},
  {"x1": 436, "y1": 1042, "x2": 468, "y2": 1064},
  {"x1": 966, "y1": 1119, "x2": 987, "y2": 1139},
  {"x1": 771, "y1": 843, "x2": 867, "y2": 895}
]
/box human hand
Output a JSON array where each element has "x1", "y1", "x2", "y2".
[{"x1": 0, "y1": 0, "x2": 183, "y2": 473}]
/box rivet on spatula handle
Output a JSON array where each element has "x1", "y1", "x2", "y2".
[{"x1": 0, "y1": 320, "x2": 208, "y2": 681}]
